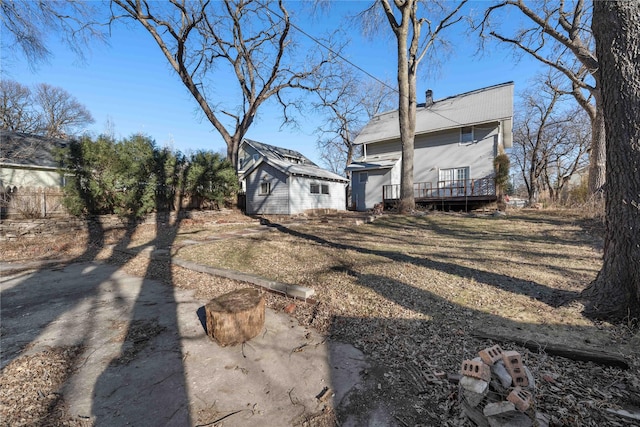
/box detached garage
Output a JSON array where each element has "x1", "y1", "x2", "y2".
[{"x1": 238, "y1": 139, "x2": 348, "y2": 215}]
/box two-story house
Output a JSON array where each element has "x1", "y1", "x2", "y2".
[{"x1": 347, "y1": 82, "x2": 514, "y2": 211}]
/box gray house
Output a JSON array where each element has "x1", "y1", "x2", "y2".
[
  {"x1": 237, "y1": 139, "x2": 348, "y2": 215},
  {"x1": 347, "y1": 82, "x2": 514, "y2": 211}
]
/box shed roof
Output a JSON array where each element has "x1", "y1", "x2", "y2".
[
  {"x1": 354, "y1": 82, "x2": 514, "y2": 146},
  {"x1": 241, "y1": 139, "x2": 347, "y2": 183},
  {"x1": 243, "y1": 138, "x2": 317, "y2": 167},
  {"x1": 0, "y1": 130, "x2": 68, "y2": 169}
]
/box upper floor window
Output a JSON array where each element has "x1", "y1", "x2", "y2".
[{"x1": 460, "y1": 126, "x2": 474, "y2": 144}]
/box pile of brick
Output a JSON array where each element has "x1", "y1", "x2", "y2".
[{"x1": 459, "y1": 345, "x2": 548, "y2": 427}]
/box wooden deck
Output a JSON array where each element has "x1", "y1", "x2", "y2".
[{"x1": 382, "y1": 178, "x2": 497, "y2": 210}]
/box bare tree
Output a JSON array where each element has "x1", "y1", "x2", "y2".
[
  {"x1": 512, "y1": 76, "x2": 590, "y2": 205},
  {"x1": 34, "y1": 83, "x2": 94, "y2": 138},
  {"x1": 583, "y1": 0, "x2": 640, "y2": 321},
  {"x1": 110, "y1": 0, "x2": 336, "y2": 167},
  {"x1": 314, "y1": 64, "x2": 395, "y2": 175},
  {"x1": 542, "y1": 106, "x2": 590, "y2": 202},
  {"x1": 0, "y1": 79, "x2": 41, "y2": 133},
  {"x1": 362, "y1": 0, "x2": 467, "y2": 213},
  {"x1": 478, "y1": 0, "x2": 604, "y2": 195},
  {"x1": 0, "y1": 0, "x2": 105, "y2": 66}
]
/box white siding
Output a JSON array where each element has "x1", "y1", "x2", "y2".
[
  {"x1": 245, "y1": 163, "x2": 289, "y2": 214},
  {"x1": 289, "y1": 176, "x2": 346, "y2": 214}
]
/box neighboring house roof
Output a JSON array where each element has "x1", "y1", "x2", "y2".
[
  {"x1": 354, "y1": 82, "x2": 514, "y2": 147},
  {"x1": 0, "y1": 130, "x2": 68, "y2": 170},
  {"x1": 240, "y1": 139, "x2": 348, "y2": 183}
]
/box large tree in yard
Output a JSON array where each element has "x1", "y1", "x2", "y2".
[
  {"x1": 111, "y1": 0, "x2": 334, "y2": 167},
  {"x1": 479, "y1": 0, "x2": 605, "y2": 195},
  {"x1": 367, "y1": 0, "x2": 467, "y2": 213},
  {"x1": 583, "y1": 0, "x2": 640, "y2": 320}
]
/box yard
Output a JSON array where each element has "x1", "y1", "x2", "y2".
[{"x1": 2, "y1": 209, "x2": 639, "y2": 425}]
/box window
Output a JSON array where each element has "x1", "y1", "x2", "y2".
[
  {"x1": 460, "y1": 126, "x2": 474, "y2": 144},
  {"x1": 310, "y1": 183, "x2": 320, "y2": 194},
  {"x1": 439, "y1": 167, "x2": 469, "y2": 188},
  {"x1": 259, "y1": 182, "x2": 271, "y2": 195},
  {"x1": 321, "y1": 184, "x2": 329, "y2": 195},
  {"x1": 359, "y1": 172, "x2": 368, "y2": 183}
]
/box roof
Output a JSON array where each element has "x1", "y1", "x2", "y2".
[
  {"x1": 345, "y1": 157, "x2": 399, "y2": 172},
  {"x1": 0, "y1": 130, "x2": 68, "y2": 169},
  {"x1": 354, "y1": 82, "x2": 514, "y2": 146},
  {"x1": 243, "y1": 138, "x2": 317, "y2": 167},
  {"x1": 264, "y1": 157, "x2": 348, "y2": 182},
  {"x1": 241, "y1": 139, "x2": 347, "y2": 183}
]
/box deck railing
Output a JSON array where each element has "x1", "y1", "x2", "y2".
[{"x1": 383, "y1": 178, "x2": 496, "y2": 201}]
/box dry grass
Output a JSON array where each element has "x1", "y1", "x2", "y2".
[{"x1": 2, "y1": 208, "x2": 638, "y2": 426}]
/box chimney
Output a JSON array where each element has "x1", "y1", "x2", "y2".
[{"x1": 425, "y1": 89, "x2": 433, "y2": 107}]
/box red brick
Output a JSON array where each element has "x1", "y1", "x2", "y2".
[
  {"x1": 479, "y1": 344, "x2": 504, "y2": 365},
  {"x1": 433, "y1": 370, "x2": 447, "y2": 379},
  {"x1": 460, "y1": 359, "x2": 491, "y2": 382},
  {"x1": 502, "y1": 351, "x2": 529, "y2": 387},
  {"x1": 507, "y1": 387, "x2": 533, "y2": 411}
]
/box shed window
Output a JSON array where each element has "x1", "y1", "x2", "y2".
[
  {"x1": 321, "y1": 184, "x2": 329, "y2": 194},
  {"x1": 259, "y1": 182, "x2": 271, "y2": 195},
  {"x1": 460, "y1": 126, "x2": 474, "y2": 144},
  {"x1": 310, "y1": 183, "x2": 320, "y2": 194}
]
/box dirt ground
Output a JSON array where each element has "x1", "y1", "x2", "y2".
[{"x1": 1, "y1": 208, "x2": 639, "y2": 426}]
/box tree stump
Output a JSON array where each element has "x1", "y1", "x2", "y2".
[{"x1": 205, "y1": 288, "x2": 265, "y2": 346}]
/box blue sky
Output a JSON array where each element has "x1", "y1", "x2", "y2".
[{"x1": 1, "y1": 1, "x2": 540, "y2": 166}]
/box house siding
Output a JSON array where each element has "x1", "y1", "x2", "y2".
[
  {"x1": 289, "y1": 176, "x2": 346, "y2": 214},
  {"x1": 413, "y1": 124, "x2": 499, "y2": 183},
  {"x1": 1, "y1": 167, "x2": 64, "y2": 189},
  {"x1": 245, "y1": 163, "x2": 289, "y2": 215},
  {"x1": 351, "y1": 169, "x2": 391, "y2": 210},
  {"x1": 366, "y1": 140, "x2": 400, "y2": 157}
]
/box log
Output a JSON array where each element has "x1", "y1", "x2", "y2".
[
  {"x1": 471, "y1": 330, "x2": 629, "y2": 369},
  {"x1": 205, "y1": 288, "x2": 265, "y2": 346}
]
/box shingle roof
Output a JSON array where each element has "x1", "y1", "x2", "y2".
[
  {"x1": 266, "y1": 157, "x2": 348, "y2": 182},
  {"x1": 354, "y1": 82, "x2": 514, "y2": 146},
  {"x1": 241, "y1": 139, "x2": 347, "y2": 182},
  {"x1": 0, "y1": 130, "x2": 68, "y2": 169},
  {"x1": 243, "y1": 138, "x2": 317, "y2": 167}
]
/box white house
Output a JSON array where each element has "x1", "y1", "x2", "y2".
[
  {"x1": 347, "y1": 82, "x2": 514, "y2": 211},
  {"x1": 237, "y1": 139, "x2": 348, "y2": 215}
]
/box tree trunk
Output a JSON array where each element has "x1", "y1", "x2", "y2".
[
  {"x1": 396, "y1": 23, "x2": 416, "y2": 214},
  {"x1": 228, "y1": 136, "x2": 240, "y2": 171},
  {"x1": 583, "y1": 0, "x2": 640, "y2": 320},
  {"x1": 205, "y1": 288, "x2": 265, "y2": 346},
  {"x1": 589, "y1": 93, "x2": 607, "y2": 194}
]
